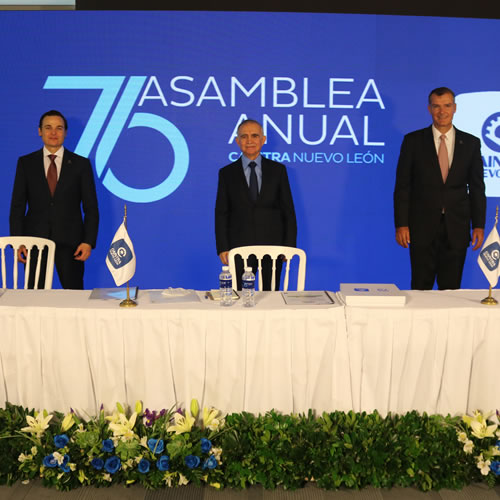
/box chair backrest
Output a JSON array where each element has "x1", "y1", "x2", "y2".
[
  {"x1": 0, "y1": 236, "x2": 56, "y2": 290},
  {"x1": 228, "y1": 245, "x2": 306, "y2": 291}
]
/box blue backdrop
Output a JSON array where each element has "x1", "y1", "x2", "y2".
[{"x1": 0, "y1": 11, "x2": 499, "y2": 290}]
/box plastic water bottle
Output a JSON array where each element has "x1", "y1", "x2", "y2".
[
  {"x1": 219, "y1": 265, "x2": 233, "y2": 307},
  {"x1": 242, "y1": 266, "x2": 255, "y2": 307}
]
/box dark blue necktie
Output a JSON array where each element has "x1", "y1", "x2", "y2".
[{"x1": 248, "y1": 161, "x2": 258, "y2": 201}]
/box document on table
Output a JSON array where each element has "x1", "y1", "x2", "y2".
[
  {"x1": 206, "y1": 289, "x2": 240, "y2": 301},
  {"x1": 338, "y1": 283, "x2": 406, "y2": 306},
  {"x1": 89, "y1": 287, "x2": 139, "y2": 300},
  {"x1": 282, "y1": 291, "x2": 335, "y2": 305}
]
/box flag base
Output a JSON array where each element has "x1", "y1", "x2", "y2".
[
  {"x1": 119, "y1": 282, "x2": 137, "y2": 307},
  {"x1": 120, "y1": 297, "x2": 138, "y2": 308},
  {"x1": 480, "y1": 295, "x2": 498, "y2": 305}
]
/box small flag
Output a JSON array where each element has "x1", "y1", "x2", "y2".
[
  {"x1": 106, "y1": 221, "x2": 136, "y2": 286},
  {"x1": 477, "y1": 224, "x2": 500, "y2": 288}
]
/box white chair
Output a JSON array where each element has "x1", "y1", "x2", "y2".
[
  {"x1": 0, "y1": 236, "x2": 56, "y2": 290},
  {"x1": 228, "y1": 245, "x2": 306, "y2": 291}
]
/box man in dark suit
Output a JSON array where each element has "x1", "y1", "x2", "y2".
[
  {"x1": 215, "y1": 119, "x2": 297, "y2": 290},
  {"x1": 394, "y1": 87, "x2": 486, "y2": 290},
  {"x1": 9, "y1": 110, "x2": 99, "y2": 289}
]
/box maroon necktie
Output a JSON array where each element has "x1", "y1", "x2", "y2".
[{"x1": 47, "y1": 154, "x2": 57, "y2": 196}]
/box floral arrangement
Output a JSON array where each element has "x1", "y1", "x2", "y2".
[
  {"x1": 13, "y1": 399, "x2": 225, "y2": 491},
  {"x1": 1, "y1": 402, "x2": 500, "y2": 492},
  {"x1": 456, "y1": 410, "x2": 500, "y2": 486}
]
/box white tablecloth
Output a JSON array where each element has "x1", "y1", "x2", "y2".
[
  {"x1": 0, "y1": 289, "x2": 351, "y2": 416},
  {"x1": 345, "y1": 289, "x2": 500, "y2": 416},
  {"x1": 1, "y1": 288, "x2": 498, "y2": 417}
]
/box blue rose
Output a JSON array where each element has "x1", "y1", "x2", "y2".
[
  {"x1": 201, "y1": 438, "x2": 212, "y2": 454},
  {"x1": 147, "y1": 438, "x2": 164, "y2": 454},
  {"x1": 156, "y1": 455, "x2": 170, "y2": 471},
  {"x1": 53, "y1": 434, "x2": 69, "y2": 449},
  {"x1": 102, "y1": 439, "x2": 114, "y2": 453},
  {"x1": 491, "y1": 461, "x2": 500, "y2": 476},
  {"x1": 202, "y1": 455, "x2": 218, "y2": 470},
  {"x1": 104, "y1": 456, "x2": 121, "y2": 474},
  {"x1": 91, "y1": 457, "x2": 104, "y2": 470},
  {"x1": 138, "y1": 458, "x2": 150, "y2": 474},
  {"x1": 185, "y1": 454, "x2": 200, "y2": 469},
  {"x1": 43, "y1": 454, "x2": 57, "y2": 468}
]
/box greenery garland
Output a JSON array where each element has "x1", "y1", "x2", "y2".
[{"x1": 0, "y1": 400, "x2": 498, "y2": 491}]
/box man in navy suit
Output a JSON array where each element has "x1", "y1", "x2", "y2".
[
  {"x1": 9, "y1": 110, "x2": 99, "y2": 289},
  {"x1": 215, "y1": 119, "x2": 297, "y2": 290},
  {"x1": 394, "y1": 87, "x2": 486, "y2": 290}
]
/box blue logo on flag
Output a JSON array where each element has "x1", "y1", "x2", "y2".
[
  {"x1": 479, "y1": 241, "x2": 500, "y2": 271},
  {"x1": 107, "y1": 239, "x2": 133, "y2": 269}
]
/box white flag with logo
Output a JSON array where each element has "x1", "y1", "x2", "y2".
[
  {"x1": 477, "y1": 224, "x2": 500, "y2": 288},
  {"x1": 106, "y1": 221, "x2": 136, "y2": 286}
]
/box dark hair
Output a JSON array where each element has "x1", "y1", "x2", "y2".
[
  {"x1": 428, "y1": 87, "x2": 455, "y2": 104},
  {"x1": 39, "y1": 110, "x2": 68, "y2": 130},
  {"x1": 237, "y1": 119, "x2": 263, "y2": 136}
]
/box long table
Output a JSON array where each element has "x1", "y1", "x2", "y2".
[
  {"x1": 0, "y1": 288, "x2": 498, "y2": 417},
  {"x1": 0, "y1": 289, "x2": 350, "y2": 416}
]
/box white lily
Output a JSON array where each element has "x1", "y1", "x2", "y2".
[
  {"x1": 470, "y1": 419, "x2": 497, "y2": 439},
  {"x1": 477, "y1": 455, "x2": 491, "y2": 476},
  {"x1": 166, "y1": 411, "x2": 195, "y2": 434},
  {"x1": 490, "y1": 445, "x2": 500, "y2": 457},
  {"x1": 211, "y1": 446, "x2": 223, "y2": 464},
  {"x1": 463, "y1": 410, "x2": 494, "y2": 427},
  {"x1": 463, "y1": 440, "x2": 474, "y2": 454},
  {"x1": 163, "y1": 472, "x2": 175, "y2": 487},
  {"x1": 21, "y1": 412, "x2": 53, "y2": 438},
  {"x1": 202, "y1": 407, "x2": 224, "y2": 431},
  {"x1": 178, "y1": 473, "x2": 189, "y2": 486},
  {"x1": 53, "y1": 451, "x2": 65, "y2": 465},
  {"x1": 108, "y1": 412, "x2": 138, "y2": 440}
]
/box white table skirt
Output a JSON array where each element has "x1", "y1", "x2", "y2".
[
  {"x1": 0, "y1": 290, "x2": 351, "y2": 416},
  {"x1": 345, "y1": 289, "x2": 500, "y2": 416},
  {"x1": 1, "y1": 288, "x2": 498, "y2": 417}
]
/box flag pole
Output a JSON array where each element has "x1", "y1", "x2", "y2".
[
  {"x1": 120, "y1": 204, "x2": 137, "y2": 308},
  {"x1": 481, "y1": 206, "x2": 499, "y2": 305}
]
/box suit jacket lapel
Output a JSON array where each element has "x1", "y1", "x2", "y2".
[
  {"x1": 260, "y1": 157, "x2": 272, "y2": 201},
  {"x1": 450, "y1": 127, "x2": 464, "y2": 172},
  {"x1": 55, "y1": 150, "x2": 72, "y2": 196},
  {"x1": 425, "y1": 126, "x2": 445, "y2": 184},
  {"x1": 33, "y1": 149, "x2": 53, "y2": 197}
]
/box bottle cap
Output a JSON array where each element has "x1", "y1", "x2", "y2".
[{"x1": 222, "y1": 265, "x2": 229, "y2": 271}]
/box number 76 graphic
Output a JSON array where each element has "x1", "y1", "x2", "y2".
[{"x1": 44, "y1": 76, "x2": 189, "y2": 203}]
